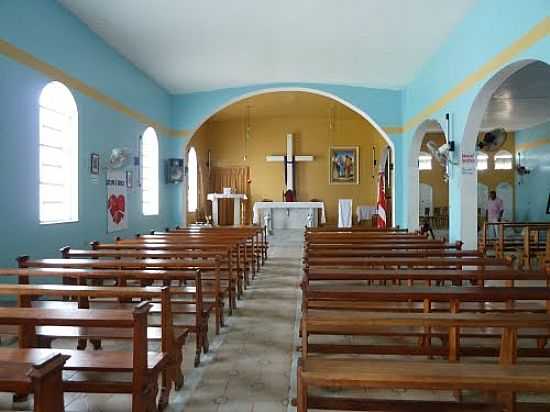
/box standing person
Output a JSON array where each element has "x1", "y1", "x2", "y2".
[{"x1": 486, "y1": 190, "x2": 504, "y2": 239}]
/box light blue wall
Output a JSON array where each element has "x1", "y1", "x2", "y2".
[
  {"x1": 401, "y1": 0, "x2": 549, "y2": 244},
  {"x1": 515, "y1": 121, "x2": 550, "y2": 222},
  {"x1": 0, "y1": 0, "x2": 179, "y2": 266},
  {"x1": 1, "y1": 0, "x2": 549, "y2": 256}
]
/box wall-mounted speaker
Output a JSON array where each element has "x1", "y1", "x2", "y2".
[{"x1": 166, "y1": 158, "x2": 184, "y2": 183}]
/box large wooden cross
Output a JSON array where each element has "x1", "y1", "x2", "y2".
[{"x1": 266, "y1": 134, "x2": 314, "y2": 192}]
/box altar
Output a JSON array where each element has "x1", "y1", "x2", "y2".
[
  {"x1": 207, "y1": 193, "x2": 247, "y2": 225},
  {"x1": 253, "y1": 201, "x2": 326, "y2": 232}
]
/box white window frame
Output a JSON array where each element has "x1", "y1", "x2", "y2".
[
  {"x1": 141, "y1": 127, "x2": 159, "y2": 216},
  {"x1": 187, "y1": 147, "x2": 198, "y2": 213},
  {"x1": 418, "y1": 151, "x2": 432, "y2": 171},
  {"x1": 494, "y1": 150, "x2": 513, "y2": 170},
  {"x1": 39, "y1": 81, "x2": 79, "y2": 224},
  {"x1": 477, "y1": 152, "x2": 489, "y2": 171}
]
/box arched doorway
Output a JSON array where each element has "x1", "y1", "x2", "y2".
[
  {"x1": 408, "y1": 119, "x2": 449, "y2": 234},
  {"x1": 462, "y1": 59, "x2": 550, "y2": 245},
  {"x1": 184, "y1": 90, "x2": 394, "y2": 226}
]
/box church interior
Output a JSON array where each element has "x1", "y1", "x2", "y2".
[{"x1": 0, "y1": 1, "x2": 549, "y2": 411}]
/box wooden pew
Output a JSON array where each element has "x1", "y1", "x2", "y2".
[
  {"x1": 298, "y1": 359, "x2": 550, "y2": 411},
  {"x1": 303, "y1": 285, "x2": 550, "y2": 314},
  {"x1": 302, "y1": 309, "x2": 550, "y2": 358},
  {"x1": 304, "y1": 249, "x2": 481, "y2": 259},
  {"x1": 304, "y1": 241, "x2": 463, "y2": 250},
  {"x1": 0, "y1": 352, "x2": 69, "y2": 412},
  {"x1": 13, "y1": 261, "x2": 208, "y2": 368},
  {"x1": 58, "y1": 247, "x2": 230, "y2": 331},
  {"x1": 522, "y1": 226, "x2": 550, "y2": 269},
  {"x1": 128, "y1": 234, "x2": 255, "y2": 284},
  {"x1": 147, "y1": 230, "x2": 262, "y2": 277},
  {"x1": 168, "y1": 225, "x2": 267, "y2": 263},
  {"x1": 305, "y1": 256, "x2": 511, "y2": 270},
  {"x1": 303, "y1": 267, "x2": 550, "y2": 288},
  {"x1": 0, "y1": 283, "x2": 184, "y2": 408},
  {"x1": 96, "y1": 240, "x2": 247, "y2": 294},
  {"x1": 0, "y1": 304, "x2": 167, "y2": 412}
]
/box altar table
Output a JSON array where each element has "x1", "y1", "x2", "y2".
[{"x1": 252, "y1": 201, "x2": 326, "y2": 233}]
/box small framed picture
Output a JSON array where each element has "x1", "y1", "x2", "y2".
[
  {"x1": 329, "y1": 146, "x2": 359, "y2": 184},
  {"x1": 90, "y1": 153, "x2": 100, "y2": 175},
  {"x1": 126, "y1": 170, "x2": 133, "y2": 189}
]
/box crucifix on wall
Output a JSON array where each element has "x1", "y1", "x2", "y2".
[{"x1": 266, "y1": 134, "x2": 314, "y2": 195}]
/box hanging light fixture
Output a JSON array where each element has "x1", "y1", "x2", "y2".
[{"x1": 243, "y1": 105, "x2": 251, "y2": 161}]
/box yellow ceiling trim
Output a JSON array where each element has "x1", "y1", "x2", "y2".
[
  {"x1": 402, "y1": 16, "x2": 550, "y2": 133},
  {"x1": 0, "y1": 38, "x2": 183, "y2": 138},
  {"x1": 516, "y1": 137, "x2": 550, "y2": 152},
  {"x1": 2, "y1": 16, "x2": 548, "y2": 140},
  {"x1": 382, "y1": 126, "x2": 405, "y2": 135}
]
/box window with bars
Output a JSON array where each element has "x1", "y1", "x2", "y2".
[
  {"x1": 39, "y1": 81, "x2": 78, "y2": 224},
  {"x1": 187, "y1": 147, "x2": 198, "y2": 212},
  {"x1": 418, "y1": 151, "x2": 432, "y2": 170},
  {"x1": 142, "y1": 127, "x2": 159, "y2": 215},
  {"x1": 477, "y1": 152, "x2": 489, "y2": 171},
  {"x1": 494, "y1": 150, "x2": 513, "y2": 170}
]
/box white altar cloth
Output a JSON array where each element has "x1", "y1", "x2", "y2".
[
  {"x1": 253, "y1": 202, "x2": 326, "y2": 231},
  {"x1": 207, "y1": 193, "x2": 247, "y2": 225}
]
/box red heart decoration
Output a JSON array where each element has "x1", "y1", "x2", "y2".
[{"x1": 108, "y1": 194, "x2": 126, "y2": 224}]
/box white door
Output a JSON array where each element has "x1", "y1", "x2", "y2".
[
  {"x1": 419, "y1": 183, "x2": 433, "y2": 216},
  {"x1": 496, "y1": 182, "x2": 513, "y2": 221},
  {"x1": 478, "y1": 183, "x2": 489, "y2": 217}
]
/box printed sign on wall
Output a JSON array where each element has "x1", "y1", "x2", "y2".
[
  {"x1": 107, "y1": 170, "x2": 128, "y2": 232},
  {"x1": 461, "y1": 152, "x2": 476, "y2": 175}
]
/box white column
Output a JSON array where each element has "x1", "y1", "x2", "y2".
[
  {"x1": 286, "y1": 133, "x2": 294, "y2": 191},
  {"x1": 212, "y1": 198, "x2": 219, "y2": 225},
  {"x1": 233, "y1": 198, "x2": 242, "y2": 225}
]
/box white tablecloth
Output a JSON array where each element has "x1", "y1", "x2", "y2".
[
  {"x1": 356, "y1": 205, "x2": 377, "y2": 222},
  {"x1": 252, "y1": 202, "x2": 326, "y2": 225},
  {"x1": 207, "y1": 193, "x2": 247, "y2": 201},
  {"x1": 338, "y1": 199, "x2": 353, "y2": 228}
]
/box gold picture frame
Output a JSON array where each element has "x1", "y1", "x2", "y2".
[{"x1": 329, "y1": 146, "x2": 359, "y2": 184}]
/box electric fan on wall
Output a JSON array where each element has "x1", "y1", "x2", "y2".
[
  {"x1": 426, "y1": 140, "x2": 456, "y2": 182},
  {"x1": 477, "y1": 128, "x2": 507, "y2": 152}
]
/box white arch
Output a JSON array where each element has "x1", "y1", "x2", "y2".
[
  {"x1": 184, "y1": 86, "x2": 396, "y2": 225},
  {"x1": 407, "y1": 119, "x2": 447, "y2": 231},
  {"x1": 460, "y1": 59, "x2": 549, "y2": 247}
]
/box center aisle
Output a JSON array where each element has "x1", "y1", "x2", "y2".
[{"x1": 169, "y1": 229, "x2": 304, "y2": 412}]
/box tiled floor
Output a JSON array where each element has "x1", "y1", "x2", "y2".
[
  {"x1": 0, "y1": 229, "x2": 304, "y2": 412},
  {"x1": 3, "y1": 229, "x2": 549, "y2": 411}
]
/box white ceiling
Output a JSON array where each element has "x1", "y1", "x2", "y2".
[
  {"x1": 59, "y1": 0, "x2": 478, "y2": 94},
  {"x1": 482, "y1": 61, "x2": 550, "y2": 131}
]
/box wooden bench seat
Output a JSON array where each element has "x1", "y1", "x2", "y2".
[
  {"x1": 305, "y1": 241, "x2": 463, "y2": 250},
  {"x1": 0, "y1": 305, "x2": 166, "y2": 412},
  {"x1": 12, "y1": 263, "x2": 214, "y2": 365},
  {"x1": 297, "y1": 358, "x2": 550, "y2": 411},
  {"x1": 0, "y1": 283, "x2": 188, "y2": 408},
  {"x1": 0, "y1": 352, "x2": 68, "y2": 412},
  {"x1": 302, "y1": 311, "x2": 550, "y2": 357}
]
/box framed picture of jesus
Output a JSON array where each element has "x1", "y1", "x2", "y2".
[{"x1": 329, "y1": 146, "x2": 359, "y2": 184}]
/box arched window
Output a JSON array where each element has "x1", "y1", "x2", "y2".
[
  {"x1": 477, "y1": 152, "x2": 489, "y2": 171},
  {"x1": 141, "y1": 127, "x2": 159, "y2": 215},
  {"x1": 187, "y1": 147, "x2": 198, "y2": 213},
  {"x1": 418, "y1": 151, "x2": 432, "y2": 170},
  {"x1": 494, "y1": 150, "x2": 513, "y2": 170},
  {"x1": 39, "y1": 81, "x2": 78, "y2": 224}
]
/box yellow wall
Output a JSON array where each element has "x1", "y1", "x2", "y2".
[{"x1": 187, "y1": 107, "x2": 388, "y2": 224}]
